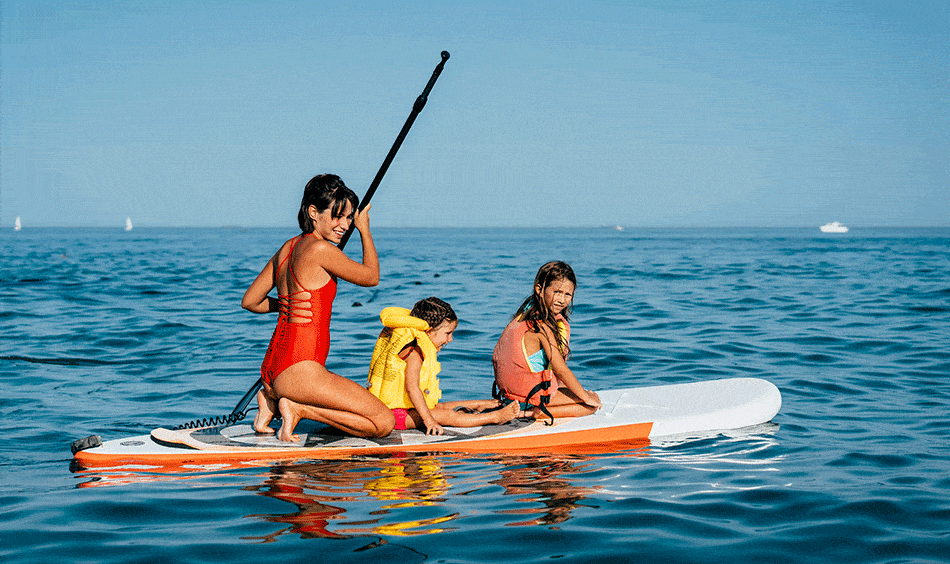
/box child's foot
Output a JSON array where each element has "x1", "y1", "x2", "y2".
[
  {"x1": 521, "y1": 406, "x2": 539, "y2": 419},
  {"x1": 253, "y1": 390, "x2": 277, "y2": 434},
  {"x1": 491, "y1": 399, "x2": 521, "y2": 424},
  {"x1": 276, "y1": 397, "x2": 302, "y2": 442},
  {"x1": 475, "y1": 399, "x2": 502, "y2": 412},
  {"x1": 480, "y1": 398, "x2": 512, "y2": 413}
]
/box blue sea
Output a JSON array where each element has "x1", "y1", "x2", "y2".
[{"x1": 2, "y1": 227, "x2": 949, "y2": 563}]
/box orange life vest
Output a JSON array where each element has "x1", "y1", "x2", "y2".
[{"x1": 491, "y1": 317, "x2": 569, "y2": 408}]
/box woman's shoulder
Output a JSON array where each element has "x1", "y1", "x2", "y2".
[
  {"x1": 271, "y1": 236, "x2": 300, "y2": 263},
  {"x1": 293, "y1": 234, "x2": 342, "y2": 261},
  {"x1": 274, "y1": 236, "x2": 296, "y2": 252}
]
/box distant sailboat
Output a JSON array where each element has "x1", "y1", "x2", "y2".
[
  {"x1": 125, "y1": 217, "x2": 133, "y2": 231},
  {"x1": 14, "y1": 216, "x2": 21, "y2": 231}
]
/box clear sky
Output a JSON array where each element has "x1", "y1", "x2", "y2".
[{"x1": 2, "y1": 1, "x2": 947, "y2": 228}]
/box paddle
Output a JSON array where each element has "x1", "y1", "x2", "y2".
[{"x1": 229, "y1": 51, "x2": 450, "y2": 419}]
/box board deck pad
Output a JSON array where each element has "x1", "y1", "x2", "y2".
[
  {"x1": 74, "y1": 378, "x2": 782, "y2": 468},
  {"x1": 162, "y1": 417, "x2": 537, "y2": 450}
]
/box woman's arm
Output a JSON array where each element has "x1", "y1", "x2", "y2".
[
  {"x1": 306, "y1": 207, "x2": 379, "y2": 287},
  {"x1": 317, "y1": 206, "x2": 379, "y2": 287},
  {"x1": 312, "y1": 243, "x2": 379, "y2": 287},
  {"x1": 403, "y1": 349, "x2": 443, "y2": 435},
  {"x1": 241, "y1": 254, "x2": 279, "y2": 314},
  {"x1": 352, "y1": 206, "x2": 379, "y2": 285}
]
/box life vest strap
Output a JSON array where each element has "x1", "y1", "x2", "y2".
[
  {"x1": 524, "y1": 381, "x2": 555, "y2": 426},
  {"x1": 492, "y1": 379, "x2": 555, "y2": 426}
]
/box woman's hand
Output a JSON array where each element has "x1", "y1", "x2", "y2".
[{"x1": 353, "y1": 204, "x2": 371, "y2": 233}]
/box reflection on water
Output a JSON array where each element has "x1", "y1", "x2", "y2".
[
  {"x1": 492, "y1": 457, "x2": 599, "y2": 527},
  {"x1": 243, "y1": 456, "x2": 456, "y2": 540},
  {"x1": 365, "y1": 454, "x2": 451, "y2": 507},
  {"x1": 71, "y1": 430, "x2": 786, "y2": 540},
  {"x1": 241, "y1": 440, "x2": 652, "y2": 540}
]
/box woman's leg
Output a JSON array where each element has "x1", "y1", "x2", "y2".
[
  {"x1": 253, "y1": 385, "x2": 279, "y2": 434},
  {"x1": 272, "y1": 361, "x2": 395, "y2": 441}
]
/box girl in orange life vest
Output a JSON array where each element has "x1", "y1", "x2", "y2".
[
  {"x1": 492, "y1": 261, "x2": 601, "y2": 420},
  {"x1": 367, "y1": 297, "x2": 520, "y2": 436},
  {"x1": 242, "y1": 174, "x2": 394, "y2": 442}
]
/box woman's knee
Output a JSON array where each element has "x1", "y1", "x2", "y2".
[{"x1": 369, "y1": 407, "x2": 396, "y2": 437}]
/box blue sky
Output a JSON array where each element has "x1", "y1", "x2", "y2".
[{"x1": 2, "y1": 1, "x2": 947, "y2": 228}]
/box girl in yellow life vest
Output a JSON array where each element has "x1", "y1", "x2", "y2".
[
  {"x1": 492, "y1": 261, "x2": 601, "y2": 421},
  {"x1": 368, "y1": 297, "x2": 520, "y2": 435}
]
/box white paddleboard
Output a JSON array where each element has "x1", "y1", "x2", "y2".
[{"x1": 72, "y1": 377, "x2": 781, "y2": 469}]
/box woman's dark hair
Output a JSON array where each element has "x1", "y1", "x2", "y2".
[
  {"x1": 514, "y1": 261, "x2": 576, "y2": 357},
  {"x1": 297, "y1": 174, "x2": 359, "y2": 233},
  {"x1": 411, "y1": 297, "x2": 458, "y2": 329}
]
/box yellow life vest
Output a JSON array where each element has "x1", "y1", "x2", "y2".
[{"x1": 367, "y1": 307, "x2": 442, "y2": 410}]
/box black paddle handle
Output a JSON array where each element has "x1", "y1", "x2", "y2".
[
  {"x1": 338, "y1": 50, "x2": 450, "y2": 250},
  {"x1": 230, "y1": 51, "x2": 450, "y2": 418}
]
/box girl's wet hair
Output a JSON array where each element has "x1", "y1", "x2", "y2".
[
  {"x1": 515, "y1": 261, "x2": 577, "y2": 357},
  {"x1": 297, "y1": 174, "x2": 360, "y2": 233},
  {"x1": 411, "y1": 297, "x2": 458, "y2": 329}
]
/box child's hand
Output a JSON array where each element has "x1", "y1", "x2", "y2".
[
  {"x1": 584, "y1": 390, "x2": 602, "y2": 410},
  {"x1": 425, "y1": 421, "x2": 445, "y2": 435}
]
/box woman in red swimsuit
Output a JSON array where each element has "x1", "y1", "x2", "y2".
[{"x1": 242, "y1": 174, "x2": 395, "y2": 442}]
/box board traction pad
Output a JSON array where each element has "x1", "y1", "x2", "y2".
[{"x1": 178, "y1": 417, "x2": 538, "y2": 450}]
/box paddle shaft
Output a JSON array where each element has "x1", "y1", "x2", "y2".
[
  {"x1": 338, "y1": 50, "x2": 450, "y2": 248},
  {"x1": 231, "y1": 51, "x2": 450, "y2": 417}
]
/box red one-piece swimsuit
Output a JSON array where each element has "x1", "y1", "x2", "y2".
[{"x1": 260, "y1": 235, "x2": 338, "y2": 386}]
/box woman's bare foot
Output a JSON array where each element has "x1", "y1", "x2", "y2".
[
  {"x1": 490, "y1": 400, "x2": 521, "y2": 424},
  {"x1": 277, "y1": 397, "x2": 302, "y2": 442},
  {"x1": 253, "y1": 390, "x2": 277, "y2": 434}
]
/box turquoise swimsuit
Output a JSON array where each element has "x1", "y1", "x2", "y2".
[{"x1": 526, "y1": 349, "x2": 547, "y2": 372}]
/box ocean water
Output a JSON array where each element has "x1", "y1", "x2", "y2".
[{"x1": 1, "y1": 227, "x2": 948, "y2": 563}]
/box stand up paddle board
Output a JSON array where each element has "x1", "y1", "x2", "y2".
[{"x1": 72, "y1": 377, "x2": 781, "y2": 469}]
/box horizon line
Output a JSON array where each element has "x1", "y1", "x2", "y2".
[{"x1": 4, "y1": 224, "x2": 950, "y2": 230}]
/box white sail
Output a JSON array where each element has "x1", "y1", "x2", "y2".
[
  {"x1": 14, "y1": 216, "x2": 21, "y2": 231},
  {"x1": 125, "y1": 217, "x2": 133, "y2": 231}
]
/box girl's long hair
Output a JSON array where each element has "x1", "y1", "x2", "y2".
[{"x1": 514, "y1": 261, "x2": 576, "y2": 358}]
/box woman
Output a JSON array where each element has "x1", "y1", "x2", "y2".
[{"x1": 242, "y1": 174, "x2": 395, "y2": 441}]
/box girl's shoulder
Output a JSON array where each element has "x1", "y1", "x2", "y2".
[
  {"x1": 536, "y1": 322, "x2": 558, "y2": 340},
  {"x1": 397, "y1": 340, "x2": 423, "y2": 361}
]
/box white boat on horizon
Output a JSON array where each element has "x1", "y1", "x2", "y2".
[
  {"x1": 14, "y1": 216, "x2": 21, "y2": 231},
  {"x1": 125, "y1": 217, "x2": 133, "y2": 231},
  {"x1": 820, "y1": 221, "x2": 848, "y2": 233}
]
